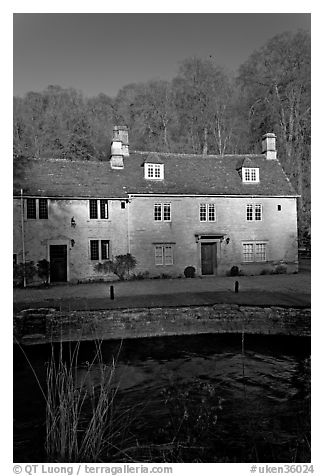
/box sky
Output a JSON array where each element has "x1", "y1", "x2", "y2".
[{"x1": 13, "y1": 13, "x2": 310, "y2": 98}]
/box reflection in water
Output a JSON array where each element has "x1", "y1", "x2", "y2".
[{"x1": 13, "y1": 334, "x2": 310, "y2": 462}]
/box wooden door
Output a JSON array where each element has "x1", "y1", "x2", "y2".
[
  {"x1": 50, "y1": 245, "x2": 67, "y2": 282},
  {"x1": 201, "y1": 243, "x2": 216, "y2": 275}
]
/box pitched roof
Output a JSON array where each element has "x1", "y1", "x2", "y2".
[{"x1": 13, "y1": 152, "x2": 297, "y2": 198}]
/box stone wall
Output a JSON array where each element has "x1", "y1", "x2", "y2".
[{"x1": 14, "y1": 304, "x2": 310, "y2": 345}]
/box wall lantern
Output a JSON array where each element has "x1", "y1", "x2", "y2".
[
  {"x1": 71, "y1": 217, "x2": 76, "y2": 228},
  {"x1": 226, "y1": 237, "x2": 230, "y2": 245},
  {"x1": 71, "y1": 239, "x2": 75, "y2": 248}
]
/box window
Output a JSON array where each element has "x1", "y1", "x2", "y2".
[
  {"x1": 145, "y1": 163, "x2": 164, "y2": 180},
  {"x1": 90, "y1": 240, "x2": 110, "y2": 260},
  {"x1": 90, "y1": 240, "x2": 99, "y2": 260},
  {"x1": 101, "y1": 240, "x2": 110, "y2": 260},
  {"x1": 89, "y1": 200, "x2": 98, "y2": 219},
  {"x1": 242, "y1": 242, "x2": 267, "y2": 262},
  {"x1": 246, "y1": 204, "x2": 262, "y2": 221},
  {"x1": 277, "y1": 204, "x2": 282, "y2": 211},
  {"x1": 255, "y1": 204, "x2": 262, "y2": 221},
  {"x1": 89, "y1": 199, "x2": 109, "y2": 219},
  {"x1": 154, "y1": 203, "x2": 171, "y2": 221},
  {"x1": 13, "y1": 254, "x2": 17, "y2": 266},
  {"x1": 121, "y1": 201, "x2": 126, "y2": 209},
  {"x1": 200, "y1": 203, "x2": 216, "y2": 222},
  {"x1": 155, "y1": 244, "x2": 174, "y2": 265},
  {"x1": 242, "y1": 167, "x2": 260, "y2": 183},
  {"x1": 26, "y1": 198, "x2": 36, "y2": 219},
  {"x1": 246, "y1": 204, "x2": 253, "y2": 221},
  {"x1": 100, "y1": 200, "x2": 109, "y2": 219},
  {"x1": 255, "y1": 243, "x2": 266, "y2": 261},
  {"x1": 39, "y1": 199, "x2": 48, "y2": 219},
  {"x1": 243, "y1": 243, "x2": 254, "y2": 262}
]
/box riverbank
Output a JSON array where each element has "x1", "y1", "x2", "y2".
[{"x1": 14, "y1": 303, "x2": 310, "y2": 345}]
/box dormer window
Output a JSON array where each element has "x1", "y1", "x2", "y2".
[
  {"x1": 242, "y1": 167, "x2": 259, "y2": 183},
  {"x1": 144, "y1": 163, "x2": 164, "y2": 180}
]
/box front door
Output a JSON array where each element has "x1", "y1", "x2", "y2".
[
  {"x1": 50, "y1": 245, "x2": 67, "y2": 282},
  {"x1": 201, "y1": 243, "x2": 216, "y2": 275}
]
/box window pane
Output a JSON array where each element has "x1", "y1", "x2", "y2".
[
  {"x1": 251, "y1": 169, "x2": 256, "y2": 181},
  {"x1": 164, "y1": 245, "x2": 173, "y2": 265},
  {"x1": 244, "y1": 169, "x2": 250, "y2": 181},
  {"x1": 100, "y1": 200, "x2": 109, "y2": 219},
  {"x1": 147, "y1": 164, "x2": 154, "y2": 178},
  {"x1": 89, "y1": 200, "x2": 98, "y2": 219},
  {"x1": 154, "y1": 165, "x2": 161, "y2": 178},
  {"x1": 243, "y1": 243, "x2": 254, "y2": 262},
  {"x1": 255, "y1": 243, "x2": 266, "y2": 261},
  {"x1": 163, "y1": 203, "x2": 171, "y2": 221},
  {"x1": 246, "y1": 204, "x2": 253, "y2": 221},
  {"x1": 154, "y1": 203, "x2": 162, "y2": 221},
  {"x1": 208, "y1": 204, "x2": 215, "y2": 221},
  {"x1": 39, "y1": 198, "x2": 48, "y2": 219},
  {"x1": 200, "y1": 204, "x2": 207, "y2": 221},
  {"x1": 255, "y1": 204, "x2": 262, "y2": 221},
  {"x1": 101, "y1": 240, "x2": 110, "y2": 260},
  {"x1": 155, "y1": 246, "x2": 163, "y2": 265},
  {"x1": 90, "y1": 240, "x2": 99, "y2": 260},
  {"x1": 26, "y1": 198, "x2": 36, "y2": 219}
]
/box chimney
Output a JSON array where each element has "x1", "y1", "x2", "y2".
[
  {"x1": 262, "y1": 133, "x2": 277, "y2": 160},
  {"x1": 110, "y1": 125, "x2": 129, "y2": 169}
]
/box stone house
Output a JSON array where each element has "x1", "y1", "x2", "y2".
[{"x1": 13, "y1": 127, "x2": 298, "y2": 283}]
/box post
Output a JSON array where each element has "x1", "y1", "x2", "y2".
[
  {"x1": 20, "y1": 188, "x2": 26, "y2": 288},
  {"x1": 110, "y1": 285, "x2": 115, "y2": 300},
  {"x1": 235, "y1": 281, "x2": 239, "y2": 293}
]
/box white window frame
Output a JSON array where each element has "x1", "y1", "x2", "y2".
[
  {"x1": 89, "y1": 239, "x2": 110, "y2": 261},
  {"x1": 154, "y1": 244, "x2": 174, "y2": 266},
  {"x1": 144, "y1": 163, "x2": 164, "y2": 180},
  {"x1": 154, "y1": 203, "x2": 171, "y2": 222},
  {"x1": 242, "y1": 167, "x2": 260, "y2": 183},
  {"x1": 200, "y1": 203, "x2": 216, "y2": 222},
  {"x1": 242, "y1": 242, "x2": 267, "y2": 263}
]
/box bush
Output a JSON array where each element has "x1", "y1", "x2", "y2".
[
  {"x1": 130, "y1": 271, "x2": 150, "y2": 281},
  {"x1": 13, "y1": 261, "x2": 37, "y2": 287},
  {"x1": 273, "y1": 264, "x2": 287, "y2": 274},
  {"x1": 37, "y1": 259, "x2": 50, "y2": 285},
  {"x1": 229, "y1": 266, "x2": 239, "y2": 276},
  {"x1": 184, "y1": 266, "x2": 195, "y2": 278},
  {"x1": 94, "y1": 253, "x2": 137, "y2": 281},
  {"x1": 260, "y1": 269, "x2": 271, "y2": 275}
]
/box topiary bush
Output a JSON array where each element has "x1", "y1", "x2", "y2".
[
  {"x1": 229, "y1": 266, "x2": 239, "y2": 276},
  {"x1": 184, "y1": 266, "x2": 195, "y2": 278}
]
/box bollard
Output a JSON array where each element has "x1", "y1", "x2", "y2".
[
  {"x1": 235, "y1": 281, "x2": 239, "y2": 293},
  {"x1": 110, "y1": 285, "x2": 115, "y2": 300}
]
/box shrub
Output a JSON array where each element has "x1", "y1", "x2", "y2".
[
  {"x1": 130, "y1": 271, "x2": 150, "y2": 281},
  {"x1": 161, "y1": 273, "x2": 172, "y2": 279},
  {"x1": 229, "y1": 266, "x2": 239, "y2": 276},
  {"x1": 94, "y1": 253, "x2": 137, "y2": 281},
  {"x1": 37, "y1": 259, "x2": 50, "y2": 285},
  {"x1": 260, "y1": 269, "x2": 271, "y2": 275},
  {"x1": 13, "y1": 261, "x2": 37, "y2": 287},
  {"x1": 273, "y1": 264, "x2": 287, "y2": 274},
  {"x1": 184, "y1": 266, "x2": 195, "y2": 278}
]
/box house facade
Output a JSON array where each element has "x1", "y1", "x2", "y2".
[{"x1": 13, "y1": 127, "x2": 299, "y2": 283}]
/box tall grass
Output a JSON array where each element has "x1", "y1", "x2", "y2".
[{"x1": 45, "y1": 340, "x2": 121, "y2": 462}]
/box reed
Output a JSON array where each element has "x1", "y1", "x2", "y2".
[{"x1": 45, "y1": 340, "x2": 120, "y2": 462}]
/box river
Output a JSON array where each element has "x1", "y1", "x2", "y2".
[{"x1": 13, "y1": 333, "x2": 310, "y2": 463}]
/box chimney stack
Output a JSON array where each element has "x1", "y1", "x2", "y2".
[
  {"x1": 262, "y1": 133, "x2": 277, "y2": 160},
  {"x1": 110, "y1": 126, "x2": 129, "y2": 169}
]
